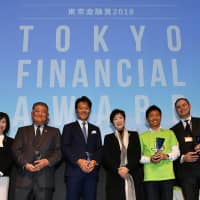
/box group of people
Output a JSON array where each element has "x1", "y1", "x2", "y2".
[{"x1": 1, "y1": 96, "x2": 200, "y2": 200}]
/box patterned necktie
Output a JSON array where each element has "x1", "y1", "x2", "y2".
[{"x1": 82, "y1": 122, "x2": 87, "y2": 143}]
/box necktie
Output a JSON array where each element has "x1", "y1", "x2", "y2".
[
  {"x1": 82, "y1": 122, "x2": 87, "y2": 143},
  {"x1": 185, "y1": 120, "x2": 192, "y2": 136},
  {"x1": 35, "y1": 125, "x2": 41, "y2": 143},
  {"x1": 33, "y1": 126, "x2": 42, "y2": 160}
]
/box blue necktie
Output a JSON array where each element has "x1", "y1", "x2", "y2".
[{"x1": 82, "y1": 122, "x2": 87, "y2": 143}]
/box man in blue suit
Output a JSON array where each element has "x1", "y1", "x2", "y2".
[{"x1": 62, "y1": 96, "x2": 102, "y2": 200}]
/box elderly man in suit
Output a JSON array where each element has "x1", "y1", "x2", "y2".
[
  {"x1": 12, "y1": 102, "x2": 62, "y2": 200},
  {"x1": 62, "y1": 96, "x2": 102, "y2": 200},
  {"x1": 171, "y1": 97, "x2": 200, "y2": 200}
]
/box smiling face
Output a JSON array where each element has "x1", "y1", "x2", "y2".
[
  {"x1": 31, "y1": 104, "x2": 49, "y2": 125},
  {"x1": 175, "y1": 99, "x2": 191, "y2": 119},
  {"x1": 76, "y1": 101, "x2": 90, "y2": 121},
  {"x1": 147, "y1": 110, "x2": 161, "y2": 130},
  {"x1": 112, "y1": 113, "x2": 125, "y2": 131}
]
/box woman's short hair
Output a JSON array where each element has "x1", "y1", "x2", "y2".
[{"x1": 110, "y1": 109, "x2": 126, "y2": 124}]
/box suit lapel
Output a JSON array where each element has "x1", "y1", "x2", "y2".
[
  {"x1": 127, "y1": 132, "x2": 131, "y2": 151},
  {"x1": 112, "y1": 134, "x2": 121, "y2": 152},
  {"x1": 75, "y1": 121, "x2": 87, "y2": 143},
  {"x1": 191, "y1": 118, "x2": 197, "y2": 136},
  {"x1": 87, "y1": 123, "x2": 97, "y2": 143},
  {"x1": 30, "y1": 125, "x2": 36, "y2": 141},
  {"x1": 87, "y1": 123, "x2": 93, "y2": 140},
  {"x1": 177, "y1": 122, "x2": 187, "y2": 138},
  {"x1": 38, "y1": 126, "x2": 49, "y2": 147}
]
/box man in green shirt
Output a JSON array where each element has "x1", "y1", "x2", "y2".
[{"x1": 140, "y1": 105, "x2": 180, "y2": 200}]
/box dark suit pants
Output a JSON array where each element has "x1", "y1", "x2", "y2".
[
  {"x1": 14, "y1": 183, "x2": 53, "y2": 200},
  {"x1": 65, "y1": 174, "x2": 98, "y2": 200},
  {"x1": 179, "y1": 176, "x2": 200, "y2": 200},
  {"x1": 144, "y1": 180, "x2": 174, "y2": 200}
]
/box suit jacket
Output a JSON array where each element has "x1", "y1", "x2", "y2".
[
  {"x1": 12, "y1": 125, "x2": 62, "y2": 188},
  {"x1": 102, "y1": 131, "x2": 143, "y2": 200},
  {"x1": 0, "y1": 136, "x2": 13, "y2": 176},
  {"x1": 171, "y1": 117, "x2": 200, "y2": 180},
  {"x1": 61, "y1": 121, "x2": 102, "y2": 177}
]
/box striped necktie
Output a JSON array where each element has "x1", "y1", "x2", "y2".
[{"x1": 82, "y1": 122, "x2": 87, "y2": 143}]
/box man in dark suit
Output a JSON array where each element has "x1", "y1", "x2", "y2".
[
  {"x1": 62, "y1": 96, "x2": 102, "y2": 200},
  {"x1": 12, "y1": 102, "x2": 62, "y2": 200},
  {"x1": 171, "y1": 97, "x2": 200, "y2": 200}
]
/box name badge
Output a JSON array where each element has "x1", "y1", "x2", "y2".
[{"x1": 184, "y1": 136, "x2": 193, "y2": 142}]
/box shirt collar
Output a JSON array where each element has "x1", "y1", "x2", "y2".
[
  {"x1": 180, "y1": 116, "x2": 191, "y2": 124},
  {"x1": 0, "y1": 134, "x2": 4, "y2": 138},
  {"x1": 77, "y1": 119, "x2": 88, "y2": 126},
  {"x1": 149, "y1": 126, "x2": 162, "y2": 132}
]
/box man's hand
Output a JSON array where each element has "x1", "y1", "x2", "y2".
[
  {"x1": 34, "y1": 159, "x2": 49, "y2": 171},
  {"x1": 77, "y1": 159, "x2": 96, "y2": 173},
  {"x1": 156, "y1": 152, "x2": 169, "y2": 160},
  {"x1": 183, "y1": 152, "x2": 199, "y2": 163},
  {"x1": 77, "y1": 159, "x2": 90, "y2": 173},
  {"x1": 150, "y1": 152, "x2": 169, "y2": 163},
  {"x1": 86, "y1": 160, "x2": 96, "y2": 172},
  {"x1": 25, "y1": 163, "x2": 37, "y2": 172},
  {"x1": 150, "y1": 153, "x2": 161, "y2": 163},
  {"x1": 194, "y1": 144, "x2": 200, "y2": 154}
]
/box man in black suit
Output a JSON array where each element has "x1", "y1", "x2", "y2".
[
  {"x1": 12, "y1": 102, "x2": 62, "y2": 200},
  {"x1": 171, "y1": 97, "x2": 200, "y2": 200},
  {"x1": 62, "y1": 96, "x2": 102, "y2": 200}
]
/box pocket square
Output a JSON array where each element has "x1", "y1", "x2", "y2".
[{"x1": 91, "y1": 130, "x2": 97, "y2": 134}]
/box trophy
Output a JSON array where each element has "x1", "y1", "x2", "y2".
[
  {"x1": 155, "y1": 137, "x2": 165, "y2": 152},
  {"x1": 196, "y1": 136, "x2": 200, "y2": 144},
  {"x1": 34, "y1": 150, "x2": 42, "y2": 162},
  {"x1": 195, "y1": 136, "x2": 200, "y2": 154},
  {"x1": 85, "y1": 152, "x2": 91, "y2": 166},
  {"x1": 85, "y1": 152, "x2": 91, "y2": 161}
]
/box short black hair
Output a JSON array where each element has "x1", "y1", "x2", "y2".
[
  {"x1": 0, "y1": 112, "x2": 10, "y2": 135},
  {"x1": 32, "y1": 102, "x2": 49, "y2": 111},
  {"x1": 174, "y1": 97, "x2": 190, "y2": 108},
  {"x1": 110, "y1": 109, "x2": 126, "y2": 124},
  {"x1": 75, "y1": 96, "x2": 92, "y2": 110},
  {"x1": 146, "y1": 105, "x2": 162, "y2": 119}
]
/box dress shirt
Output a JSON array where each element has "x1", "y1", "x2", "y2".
[
  {"x1": 77, "y1": 120, "x2": 88, "y2": 137},
  {"x1": 0, "y1": 134, "x2": 4, "y2": 147},
  {"x1": 34, "y1": 125, "x2": 44, "y2": 136}
]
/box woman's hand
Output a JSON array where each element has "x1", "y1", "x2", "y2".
[{"x1": 118, "y1": 166, "x2": 129, "y2": 179}]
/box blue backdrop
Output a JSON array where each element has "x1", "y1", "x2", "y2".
[{"x1": 1, "y1": 0, "x2": 200, "y2": 138}]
